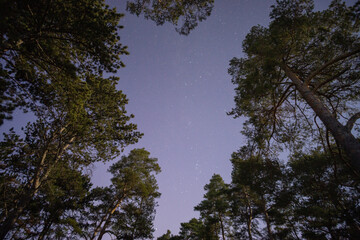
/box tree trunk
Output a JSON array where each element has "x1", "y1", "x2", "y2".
[
  {"x1": 91, "y1": 196, "x2": 125, "y2": 240},
  {"x1": 281, "y1": 63, "x2": 360, "y2": 172},
  {"x1": 0, "y1": 196, "x2": 30, "y2": 240},
  {"x1": 244, "y1": 190, "x2": 253, "y2": 240},
  {"x1": 0, "y1": 137, "x2": 75, "y2": 240},
  {"x1": 219, "y1": 214, "x2": 226, "y2": 240},
  {"x1": 262, "y1": 199, "x2": 273, "y2": 240}
]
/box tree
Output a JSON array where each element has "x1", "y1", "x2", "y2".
[
  {"x1": 229, "y1": 146, "x2": 360, "y2": 240},
  {"x1": 126, "y1": 0, "x2": 214, "y2": 35},
  {"x1": 230, "y1": 151, "x2": 285, "y2": 240},
  {"x1": 288, "y1": 150, "x2": 360, "y2": 239},
  {"x1": 111, "y1": 195, "x2": 158, "y2": 239},
  {"x1": 0, "y1": 0, "x2": 128, "y2": 125},
  {"x1": 86, "y1": 149, "x2": 160, "y2": 240},
  {"x1": 178, "y1": 218, "x2": 206, "y2": 240},
  {"x1": 2, "y1": 0, "x2": 215, "y2": 239},
  {"x1": 157, "y1": 230, "x2": 182, "y2": 240},
  {"x1": 5, "y1": 162, "x2": 91, "y2": 240},
  {"x1": 0, "y1": 71, "x2": 141, "y2": 239},
  {"x1": 0, "y1": 74, "x2": 141, "y2": 239},
  {"x1": 0, "y1": 1, "x2": 142, "y2": 238},
  {"x1": 230, "y1": 184, "x2": 259, "y2": 240},
  {"x1": 157, "y1": 230, "x2": 173, "y2": 240},
  {"x1": 228, "y1": 0, "x2": 360, "y2": 171},
  {"x1": 194, "y1": 174, "x2": 232, "y2": 240}
]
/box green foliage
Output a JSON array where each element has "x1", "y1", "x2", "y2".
[
  {"x1": 2, "y1": 0, "x2": 360, "y2": 239},
  {"x1": 179, "y1": 218, "x2": 206, "y2": 240},
  {"x1": 230, "y1": 152, "x2": 285, "y2": 240},
  {"x1": 194, "y1": 174, "x2": 232, "y2": 240},
  {"x1": 1, "y1": 156, "x2": 92, "y2": 239},
  {"x1": 158, "y1": 230, "x2": 173, "y2": 240},
  {"x1": 172, "y1": 150, "x2": 359, "y2": 239},
  {"x1": 228, "y1": 0, "x2": 360, "y2": 157},
  {"x1": 108, "y1": 149, "x2": 161, "y2": 239},
  {"x1": 288, "y1": 151, "x2": 360, "y2": 239},
  {"x1": 226, "y1": 1, "x2": 360, "y2": 237},
  {"x1": 226, "y1": 2, "x2": 360, "y2": 236},
  {"x1": 113, "y1": 196, "x2": 158, "y2": 239},
  {"x1": 0, "y1": 0, "x2": 129, "y2": 124},
  {"x1": 157, "y1": 229, "x2": 183, "y2": 240},
  {"x1": 85, "y1": 149, "x2": 161, "y2": 240},
  {"x1": 109, "y1": 148, "x2": 161, "y2": 196},
  {"x1": 126, "y1": 0, "x2": 214, "y2": 35},
  {"x1": 0, "y1": 148, "x2": 161, "y2": 239},
  {"x1": 0, "y1": 0, "x2": 142, "y2": 238}
]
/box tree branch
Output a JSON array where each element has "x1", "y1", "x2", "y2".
[
  {"x1": 314, "y1": 115, "x2": 326, "y2": 151},
  {"x1": 312, "y1": 67, "x2": 350, "y2": 92},
  {"x1": 293, "y1": 100, "x2": 314, "y2": 136},
  {"x1": 305, "y1": 48, "x2": 360, "y2": 85},
  {"x1": 267, "y1": 85, "x2": 294, "y2": 141},
  {"x1": 346, "y1": 112, "x2": 360, "y2": 132}
]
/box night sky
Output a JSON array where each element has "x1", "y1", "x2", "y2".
[
  {"x1": 95, "y1": 0, "x2": 271, "y2": 237},
  {"x1": 94, "y1": 0, "x2": 341, "y2": 238},
  {"x1": 1, "y1": 0, "x2": 351, "y2": 238}
]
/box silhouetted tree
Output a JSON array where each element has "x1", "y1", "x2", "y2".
[
  {"x1": 126, "y1": 0, "x2": 214, "y2": 35},
  {"x1": 0, "y1": 0, "x2": 128, "y2": 125},
  {"x1": 229, "y1": 0, "x2": 360, "y2": 171},
  {"x1": 86, "y1": 149, "x2": 160, "y2": 240},
  {"x1": 195, "y1": 174, "x2": 232, "y2": 240}
]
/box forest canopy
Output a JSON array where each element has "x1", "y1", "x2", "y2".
[
  {"x1": 0, "y1": 0, "x2": 153, "y2": 239},
  {"x1": 228, "y1": 0, "x2": 360, "y2": 171},
  {"x1": 1, "y1": 0, "x2": 360, "y2": 239},
  {"x1": 157, "y1": 0, "x2": 360, "y2": 239}
]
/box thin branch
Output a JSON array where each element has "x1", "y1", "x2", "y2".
[
  {"x1": 314, "y1": 115, "x2": 326, "y2": 151},
  {"x1": 293, "y1": 100, "x2": 314, "y2": 137},
  {"x1": 8, "y1": 75, "x2": 42, "y2": 118},
  {"x1": 305, "y1": 48, "x2": 360, "y2": 85},
  {"x1": 273, "y1": 85, "x2": 294, "y2": 112},
  {"x1": 36, "y1": 136, "x2": 76, "y2": 192},
  {"x1": 346, "y1": 112, "x2": 360, "y2": 132},
  {"x1": 312, "y1": 67, "x2": 350, "y2": 92},
  {"x1": 334, "y1": 137, "x2": 360, "y2": 178},
  {"x1": 267, "y1": 86, "x2": 295, "y2": 142},
  {"x1": 325, "y1": 129, "x2": 336, "y2": 165}
]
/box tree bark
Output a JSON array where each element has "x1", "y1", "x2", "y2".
[{"x1": 281, "y1": 63, "x2": 360, "y2": 172}]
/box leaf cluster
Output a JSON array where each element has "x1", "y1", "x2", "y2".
[
  {"x1": 0, "y1": 0, "x2": 128, "y2": 124},
  {"x1": 229, "y1": 0, "x2": 360, "y2": 153},
  {"x1": 126, "y1": 0, "x2": 214, "y2": 35}
]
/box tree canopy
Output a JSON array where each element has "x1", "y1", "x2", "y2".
[
  {"x1": 0, "y1": 0, "x2": 144, "y2": 238},
  {"x1": 126, "y1": 0, "x2": 214, "y2": 35},
  {"x1": 157, "y1": 1, "x2": 360, "y2": 239},
  {"x1": 0, "y1": 0, "x2": 130, "y2": 124},
  {"x1": 2, "y1": 0, "x2": 360, "y2": 239},
  {"x1": 229, "y1": 0, "x2": 360, "y2": 170},
  {"x1": 85, "y1": 149, "x2": 161, "y2": 240}
]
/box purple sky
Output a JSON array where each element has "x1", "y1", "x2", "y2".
[
  {"x1": 1, "y1": 0, "x2": 352, "y2": 239},
  {"x1": 93, "y1": 0, "x2": 273, "y2": 237},
  {"x1": 93, "y1": 0, "x2": 347, "y2": 238}
]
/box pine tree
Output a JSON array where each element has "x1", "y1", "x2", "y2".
[{"x1": 229, "y1": 0, "x2": 360, "y2": 171}]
